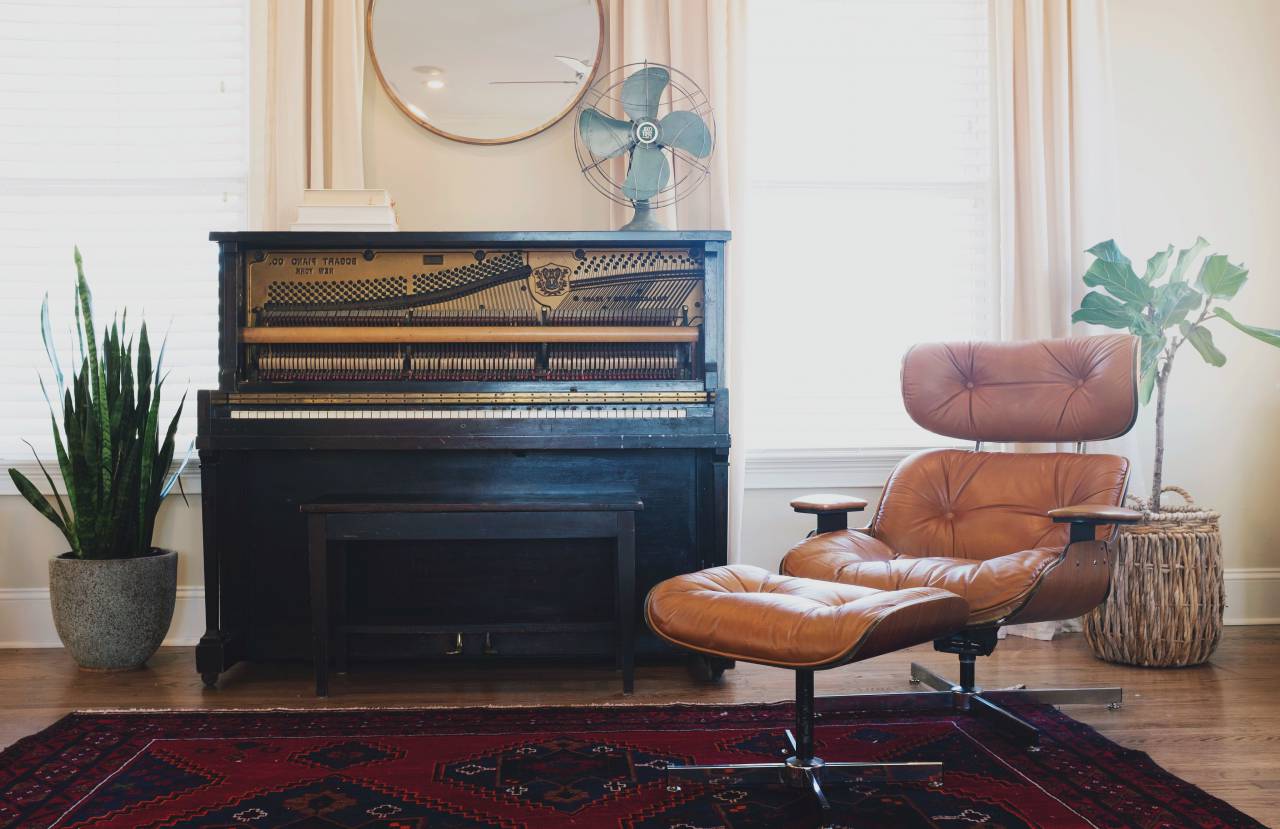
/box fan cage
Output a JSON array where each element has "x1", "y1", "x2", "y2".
[{"x1": 574, "y1": 61, "x2": 716, "y2": 210}]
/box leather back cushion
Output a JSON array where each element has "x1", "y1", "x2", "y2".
[
  {"x1": 901, "y1": 335, "x2": 1138, "y2": 442},
  {"x1": 871, "y1": 449, "x2": 1130, "y2": 560}
]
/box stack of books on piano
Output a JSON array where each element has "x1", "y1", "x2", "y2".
[{"x1": 291, "y1": 189, "x2": 399, "y2": 232}]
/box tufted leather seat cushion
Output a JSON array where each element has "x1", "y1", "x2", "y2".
[
  {"x1": 780, "y1": 531, "x2": 1062, "y2": 624},
  {"x1": 902, "y1": 334, "x2": 1138, "y2": 443},
  {"x1": 780, "y1": 449, "x2": 1131, "y2": 626},
  {"x1": 645, "y1": 565, "x2": 969, "y2": 669}
]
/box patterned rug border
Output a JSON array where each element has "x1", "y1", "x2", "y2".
[{"x1": 0, "y1": 700, "x2": 1265, "y2": 829}]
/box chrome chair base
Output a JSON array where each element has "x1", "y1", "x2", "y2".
[
  {"x1": 666, "y1": 670, "x2": 944, "y2": 811},
  {"x1": 905, "y1": 661, "x2": 1122, "y2": 744},
  {"x1": 804, "y1": 661, "x2": 1122, "y2": 747},
  {"x1": 666, "y1": 729, "x2": 942, "y2": 811}
]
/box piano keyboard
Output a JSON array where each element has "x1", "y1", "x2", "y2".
[{"x1": 229, "y1": 407, "x2": 689, "y2": 420}]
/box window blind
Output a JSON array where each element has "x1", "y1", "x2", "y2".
[
  {"x1": 745, "y1": 0, "x2": 996, "y2": 451},
  {"x1": 0, "y1": 0, "x2": 247, "y2": 462}
]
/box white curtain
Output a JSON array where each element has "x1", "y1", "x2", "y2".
[
  {"x1": 993, "y1": 0, "x2": 1130, "y2": 640},
  {"x1": 605, "y1": 0, "x2": 750, "y2": 560},
  {"x1": 995, "y1": 0, "x2": 1115, "y2": 342},
  {"x1": 260, "y1": 0, "x2": 366, "y2": 231}
]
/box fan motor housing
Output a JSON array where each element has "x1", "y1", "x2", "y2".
[{"x1": 635, "y1": 120, "x2": 660, "y2": 144}]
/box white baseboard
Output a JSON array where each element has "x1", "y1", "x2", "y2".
[
  {"x1": 1224, "y1": 567, "x2": 1280, "y2": 625},
  {"x1": 0, "y1": 586, "x2": 204, "y2": 648},
  {"x1": 0, "y1": 569, "x2": 1275, "y2": 649}
]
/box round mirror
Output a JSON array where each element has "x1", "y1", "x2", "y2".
[{"x1": 368, "y1": 0, "x2": 604, "y2": 145}]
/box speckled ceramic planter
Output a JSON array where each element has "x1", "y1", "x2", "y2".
[{"x1": 48, "y1": 549, "x2": 177, "y2": 671}]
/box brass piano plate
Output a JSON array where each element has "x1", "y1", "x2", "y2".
[{"x1": 246, "y1": 248, "x2": 704, "y2": 324}]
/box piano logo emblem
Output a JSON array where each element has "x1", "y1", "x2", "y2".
[{"x1": 533, "y1": 263, "x2": 572, "y2": 296}]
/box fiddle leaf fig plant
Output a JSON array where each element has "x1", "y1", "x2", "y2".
[
  {"x1": 1073, "y1": 238, "x2": 1280, "y2": 507},
  {"x1": 6, "y1": 249, "x2": 190, "y2": 559}
]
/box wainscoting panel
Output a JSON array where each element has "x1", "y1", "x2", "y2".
[
  {"x1": 0, "y1": 571, "x2": 1276, "y2": 649},
  {"x1": 0, "y1": 586, "x2": 205, "y2": 648}
]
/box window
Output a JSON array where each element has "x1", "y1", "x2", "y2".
[
  {"x1": 744, "y1": 0, "x2": 996, "y2": 451},
  {"x1": 0, "y1": 0, "x2": 248, "y2": 462}
]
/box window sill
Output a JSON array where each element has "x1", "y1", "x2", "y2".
[{"x1": 1, "y1": 460, "x2": 201, "y2": 497}]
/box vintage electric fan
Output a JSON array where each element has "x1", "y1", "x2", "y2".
[{"x1": 574, "y1": 62, "x2": 716, "y2": 231}]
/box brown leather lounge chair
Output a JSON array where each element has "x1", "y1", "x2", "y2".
[{"x1": 781, "y1": 334, "x2": 1143, "y2": 745}]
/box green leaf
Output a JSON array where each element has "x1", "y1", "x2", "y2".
[
  {"x1": 1196, "y1": 254, "x2": 1249, "y2": 299},
  {"x1": 1086, "y1": 239, "x2": 1132, "y2": 265},
  {"x1": 8, "y1": 468, "x2": 70, "y2": 540},
  {"x1": 1072, "y1": 291, "x2": 1135, "y2": 329},
  {"x1": 1139, "y1": 366, "x2": 1156, "y2": 404},
  {"x1": 74, "y1": 248, "x2": 112, "y2": 542},
  {"x1": 1130, "y1": 313, "x2": 1162, "y2": 340},
  {"x1": 49, "y1": 414, "x2": 81, "y2": 554},
  {"x1": 40, "y1": 294, "x2": 64, "y2": 396},
  {"x1": 1153, "y1": 281, "x2": 1203, "y2": 328},
  {"x1": 1083, "y1": 257, "x2": 1153, "y2": 306},
  {"x1": 1179, "y1": 322, "x2": 1227, "y2": 367},
  {"x1": 1137, "y1": 334, "x2": 1164, "y2": 404},
  {"x1": 1143, "y1": 245, "x2": 1175, "y2": 283},
  {"x1": 1216, "y1": 308, "x2": 1280, "y2": 347},
  {"x1": 162, "y1": 438, "x2": 195, "y2": 502},
  {"x1": 1170, "y1": 236, "x2": 1209, "y2": 282}
]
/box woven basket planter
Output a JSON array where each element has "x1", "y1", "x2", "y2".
[{"x1": 1084, "y1": 486, "x2": 1224, "y2": 667}]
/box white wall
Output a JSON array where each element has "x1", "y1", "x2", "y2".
[
  {"x1": 1107, "y1": 0, "x2": 1280, "y2": 620},
  {"x1": 361, "y1": 70, "x2": 611, "y2": 231},
  {"x1": 1, "y1": 1, "x2": 1277, "y2": 648}
]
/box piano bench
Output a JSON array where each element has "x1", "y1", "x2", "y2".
[{"x1": 300, "y1": 494, "x2": 644, "y2": 697}]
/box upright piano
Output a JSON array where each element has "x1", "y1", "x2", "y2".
[{"x1": 197, "y1": 231, "x2": 730, "y2": 685}]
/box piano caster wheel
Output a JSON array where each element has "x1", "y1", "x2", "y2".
[
  {"x1": 201, "y1": 672, "x2": 219, "y2": 689},
  {"x1": 482, "y1": 633, "x2": 498, "y2": 656},
  {"x1": 445, "y1": 632, "x2": 464, "y2": 656},
  {"x1": 687, "y1": 655, "x2": 729, "y2": 683}
]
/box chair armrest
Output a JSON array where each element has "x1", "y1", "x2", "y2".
[
  {"x1": 790, "y1": 493, "x2": 869, "y2": 514},
  {"x1": 791, "y1": 493, "x2": 868, "y2": 534},
  {"x1": 1049, "y1": 503, "x2": 1143, "y2": 543},
  {"x1": 1048, "y1": 504, "x2": 1143, "y2": 524}
]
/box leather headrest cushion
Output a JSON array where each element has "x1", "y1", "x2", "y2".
[{"x1": 901, "y1": 334, "x2": 1139, "y2": 443}]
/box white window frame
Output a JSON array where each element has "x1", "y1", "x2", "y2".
[{"x1": 742, "y1": 0, "x2": 1000, "y2": 488}]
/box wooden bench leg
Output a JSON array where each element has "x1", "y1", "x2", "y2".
[
  {"x1": 335, "y1": 544, "x2": 349, "y2": 674},
  {"x1": 308, "y1": 514, "x2": 330, "y2": 697},
  {"x1": 617, "y1": 511, "x2": 636, "y2": 694}
]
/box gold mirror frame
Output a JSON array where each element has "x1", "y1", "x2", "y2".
[{"x1": 366, "y1": 0, "x2": 605, "y2": 145}]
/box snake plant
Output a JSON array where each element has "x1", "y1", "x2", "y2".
[{"x1": 7, "y1": 248, "x2": 189, "y2": 559}]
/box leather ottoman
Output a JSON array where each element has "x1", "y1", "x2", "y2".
[{"x1": 645, "y1": 563, "x2": 967, "y2": 809}]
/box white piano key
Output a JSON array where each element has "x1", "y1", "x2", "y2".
[{"x1": 227, "y1": 406, "x2": 697, "y2": 421}]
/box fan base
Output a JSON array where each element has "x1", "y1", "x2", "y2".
[{"x1": 619, "y1": 201, "x2": 667, "y2": 231}]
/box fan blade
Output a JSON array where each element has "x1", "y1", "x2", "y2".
[
  {"x1": 621, "y1": 66, "x2": 669, "y2": 121},
  {"x1": 622, "y1": 145, "x2": 670, "y2": 203},
  {"x1": 578, "y1": 108, "x2": 635, "y2": 159},
  {"x1": 658, "y1": 110, "x2": 713, "y2": 158}
]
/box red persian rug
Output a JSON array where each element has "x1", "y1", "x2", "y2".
[{"x1": 0, "y1": 701, "x2": 1263, "y2": 828}]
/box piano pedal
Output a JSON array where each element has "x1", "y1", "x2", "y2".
[
  {"x1": 482, "y1": 633, "x2": 498, "y2": 656},
  {"x1": 445, "y1": 632, "x2": 464, "y2": 656}
]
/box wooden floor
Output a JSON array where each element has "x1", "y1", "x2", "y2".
[{"x1": 1, "y1": 627, "x2": 1277, "y2": 825}]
